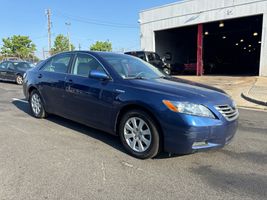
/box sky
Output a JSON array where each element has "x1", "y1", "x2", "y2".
[{"x1": 0, "y1": 0, "x2": 178, "y2": 58}]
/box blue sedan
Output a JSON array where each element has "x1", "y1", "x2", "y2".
[{"x1": 23, "y1": 51, "x2": 238, "y2": 159}]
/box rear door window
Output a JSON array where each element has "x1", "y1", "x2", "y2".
[
  {"x1": 41, "y1": 54, "x2": 72, "y2": 74},
  {"x1": 146, "y1": 52, "x2": 154, "y2": 62},
  {"x1": 7, "y1": 62, "x2": 15, "y2": 70},
  {"x1": 136, "y1": 52, "x2": 146, "y2": 60}
]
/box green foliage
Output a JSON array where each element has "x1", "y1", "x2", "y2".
[
  {"x1": 1, "y1": 35, "x2": 36, "y2": 59},
  {"x1": 28, "y1": 54, "x2": 40, "y2": 63},
  {"x1": 51, "y1": 34, "x2": 75, "y2": 55},
  {"x1": 90, "y1": 40, "x2": 112, "y2": 52}
]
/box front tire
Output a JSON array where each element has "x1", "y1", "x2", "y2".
[
  {"x1": 16, "y1": 75, "x2": 23, "y2": 85},
  {"x1": 163, "y1": 67, "x2": 171, "y2": 75},
  {"x1": 29, "y1": 90, "x2": 47, "y2": 118},
  {"x1": 119, "y1": 109, "x2": 161, "y2": 159}
]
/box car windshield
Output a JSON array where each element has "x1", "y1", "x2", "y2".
[{"x1": 101, "y1": 53, "x2": 165, "y2": 79}]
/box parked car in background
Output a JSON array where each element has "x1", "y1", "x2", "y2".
[
  {"x1": 125, "y1": 51, "x2": 172, "y2": 75},
  {"x1": 23, "y1": 51, "x2": 238, "y2": 159},
  {"x1": 1, "y1": 57, "x2": 21, "y2": 61},
  {"x1": 0, "y1": 61, "x2": 34, "y2": 84}
]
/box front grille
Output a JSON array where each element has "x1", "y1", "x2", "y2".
[{"x1": 215, "y1": 104, "x2": 239, "y2": 121}]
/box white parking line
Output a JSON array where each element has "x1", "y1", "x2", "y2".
[{"x1": 12, "y1": 98, "x2": 28, "y2": 103}]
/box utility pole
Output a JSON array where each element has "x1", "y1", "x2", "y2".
[
  {"x1": 42, "y1": 48, "x2": 45, "y2": 59},
  {"x1": 65, "y1": 22, "x2": 71, "y2": 51},
  {"x1": 78, "y1": 43, "x2": 81, "y2": 50},
  {"x1": 46, "y1": 9, "x2": 52, "y2": 55}
]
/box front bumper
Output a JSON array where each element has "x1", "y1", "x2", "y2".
[{"x1": 160, "y1": 111, "x2": 238, "y2": 154}]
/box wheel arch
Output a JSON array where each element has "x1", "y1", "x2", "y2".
[
  {"x1": 28, "y1": 85, "x2": 38, "y2": 96},
  {"x1": 15, "y1": 72, "x2": 22, "y2": 76}
]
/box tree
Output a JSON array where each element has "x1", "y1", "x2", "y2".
[
  {"x1": 1, "y1": 35, "x2": 36, "y2": 59},
  {"x1": 50, "y1": 34, "x2": 75, "y2": 55},
  {"x1": 90, "y1": 40, "x2": 112, "y2": 52}
]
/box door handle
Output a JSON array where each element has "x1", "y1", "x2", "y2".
[
  {"x1": 65, "y1": 79, "x2": 74, "y2": 93},
  {"x1": 38, "y1": 74, "x2": 42, "y2": 78}
]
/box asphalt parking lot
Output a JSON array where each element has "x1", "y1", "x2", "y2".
[{"x1": 0, "y1": 81, "x2": 266, "y2": 200}]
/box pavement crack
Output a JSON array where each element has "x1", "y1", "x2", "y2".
[
  {"x1": 101, "y1": 161, "x2": 106, "y2": 184},
  {"x1": 122, "y1": 161, "x2": 134, "y2": 168},
  {"x1": 121, "y1": 161, "x2": 145, "y2": 172}
]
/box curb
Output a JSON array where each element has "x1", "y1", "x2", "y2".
[{"x1": 241, "y1": 92, "x2": 267, "y2": 106}]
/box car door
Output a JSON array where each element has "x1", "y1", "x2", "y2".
[
  {"x1": 0, "y1": 62, "x2": 8, "y2": 79},
  {"x1": 37, "y1": 53, "x2": 73, "y2": 115},
  {"x1": 64, "y1": 53, "x2": 115, "y2": 130},
  {"x1": 146, "y1": 52, "x2": 162, "y2": 69}
]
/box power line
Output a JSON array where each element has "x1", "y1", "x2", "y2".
[
  {"x1": 53, "y1": 11, "x2": 138, "y2": 29},
  {"x1": 54, "y1": 10, "x2": 137, "y2": 27}
]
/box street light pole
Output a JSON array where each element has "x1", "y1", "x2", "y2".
[{"x1": 65, "y1": 22, "x2": 71, "y2": 51}]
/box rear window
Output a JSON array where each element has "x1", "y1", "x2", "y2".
[
  {"x1": 126, "y1": 52, "x2": 146, "y2": 61},
  {"x1": 41, "y1": 54, "x2": 71, "y2": 74}
]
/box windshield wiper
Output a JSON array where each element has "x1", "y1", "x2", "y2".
[
  {"x1": 125, "y1": 76, "x2": 147, "y2": 80},
  {"x1": 125, "y1": 72, "x2": 148, "y2": 80},
  {"x1": 153, "y1": 75, "x2": 169, "y2": 79}
]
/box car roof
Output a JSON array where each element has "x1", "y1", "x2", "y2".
[
  {"x1": 4, "y1": 60, "x2": 28, "y2": 63},
  {"x1": 53, "y1": 51, "x2": 125, "y2": 57}
]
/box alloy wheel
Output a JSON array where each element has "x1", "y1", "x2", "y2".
[
  {"x1": 163, "y1": 68, "x2": 171, "y2": 75},
  {"x1": 123, "y1": 117, "x2": 152, "y2": 152},
  {"x1": 16, "y1": 75, "x2": 23, "y2": 85},
  {"x1": 31, "y1": 93, "x2": 42, "y2": 116}
]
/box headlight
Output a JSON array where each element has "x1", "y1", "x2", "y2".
[{"x1": 163, "y1": 100, "x2": 215, "y2": 118}]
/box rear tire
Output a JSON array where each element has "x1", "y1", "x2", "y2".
[
  {"x1": 29, "y1": 89, "x2": 47, "y2": 118},
  {"x1": 16, "y1": 75, "x2": 23, "y2": 85},
  {"x1": 119, "y1": 109, "x2": 161, "y2": 159}
]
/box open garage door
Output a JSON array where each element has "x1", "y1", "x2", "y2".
[
  {"x1": 155, "y1": 26, "x2": 197, "y2": 74},
  {"x1": 203, "y1": 15, "x2": 263, "y2": 75},
  {"x1": 154, "y1": 15, "x2": 263, "y2": 76}
]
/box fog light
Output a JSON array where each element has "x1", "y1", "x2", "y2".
[{"x1": 192, "y1": 141, "x2": 208, "y2": 147}]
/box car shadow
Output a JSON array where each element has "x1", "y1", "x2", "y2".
[
  {"x1": 0, "y1": 80, "x2": 18, "y2": 85},
  {"x1": 12, "y1": 99, "x2": 31, "y2": 114},
  {"x1": 47, "y1": 115, "x2": 127, "y2": 154},
  {"x1": 12, "y1": 98, "x2": 185, "y2": 159},
  {"x1": 12, "y1": 99, "x2": 127, "y2": 155}
]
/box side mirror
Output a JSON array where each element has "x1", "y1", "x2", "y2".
[{"x1": 89, "y1": 70, "x2": 110, "y2": 80}]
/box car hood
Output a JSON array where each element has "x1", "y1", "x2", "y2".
[{"x1": 128, "y1": 77, "x2": 233, "y2": 105}]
